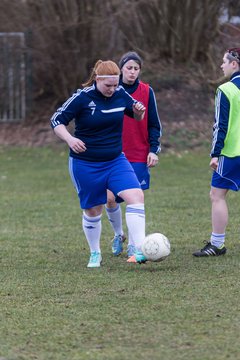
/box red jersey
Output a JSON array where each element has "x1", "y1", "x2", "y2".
[{"x1": 122, "y1": 81, "x2": 150, "y2": 162}]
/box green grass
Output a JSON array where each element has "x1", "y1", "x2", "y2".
[{"x1": 0, "y1": 146, "x2": 240, "y2": 360}]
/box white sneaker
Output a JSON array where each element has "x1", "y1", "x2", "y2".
[{"x1": 87, "y1": 251, "x2": 102, "y2": 268}]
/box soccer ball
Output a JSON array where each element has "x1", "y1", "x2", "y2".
[{"x1": 142, "y1": 233, "x2": 170, "y2": 262}]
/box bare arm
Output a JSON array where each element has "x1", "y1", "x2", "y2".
[{"x1": 54, "y1": 124, "x2": 86, "y2": 154}]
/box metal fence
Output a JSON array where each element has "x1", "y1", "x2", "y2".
[{"x1": 0, "y1": 32, "x2": 26, "y2": 122}]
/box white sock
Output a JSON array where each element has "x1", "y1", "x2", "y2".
[
  {"x1": 125, "y1": 203, "x2": 145, "y2": 252},
  {"x1": 105, "y1": 204, "x2": 123, "y2": 236},
  {"x1": 128, "y1": 232, "x2": 135, "y2": 247},
  {"x1": 211, "y1": 233, "x2": 225, "y2": 248},
  {"x1": 82, "y1": 212, "x2": 102, "y2": 253}
]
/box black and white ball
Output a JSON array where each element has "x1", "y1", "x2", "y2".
[{"x1": 142, "y1": 233, "x2": 170, "y2": 262}]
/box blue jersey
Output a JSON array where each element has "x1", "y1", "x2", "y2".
[
  {"x1": 211, "y1": 71, "x2": 240, "y2": 157},
  {"x1": 50, "y1": 83, "x2": 136, "y2": 161}
]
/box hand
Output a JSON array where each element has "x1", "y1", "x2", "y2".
[
  {"x1": 68, "y1": 136, "x2": 86, "y2": 153},
  {"x1": 210, "y1": 157, "x2": 218, "y2": 171},
  {"x1": 147, "y1": 152, "x2": 159, "y2": 167},
  {"x1": 133, "y1": 102, "x2": 146, "y2": 120}
]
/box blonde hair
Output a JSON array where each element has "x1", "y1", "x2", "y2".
[{"x1": 82, "y1": 60, "x2": 120, "y2": 87}]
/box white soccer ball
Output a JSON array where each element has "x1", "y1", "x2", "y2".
[{"x1": 142, "y1": 233, "x2": 170, "y2": 262}]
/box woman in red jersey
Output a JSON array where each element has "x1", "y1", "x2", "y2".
[{"x1": 105, "y1": 51, "x2": 162, "y2": 261}]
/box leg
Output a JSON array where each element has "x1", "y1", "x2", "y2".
[
  {"x1": 69, "y1": 157, "x2": 111, "y2": 266},
  {"x1": 83, "y1": 205, "x2": 104, "y2": 267},
  {"x1": 210, "y1": 186, "x2": 228, "y2": 248},
  {"x1": 105, "y1": 190, "x2": 125, "y2": 255},
  {"x1": 120, "y1": 189, "x2": 146, "y2": 262},
  {"x1": 105, "y1": 190, "x2": 124, "y2": 236},
  {"x1": 106, "y1": 155, "x2": 146, "y2": 262},
  {"x1": 126, "y1": 162, "x2": 150, "y2": 256},
  {"x1": 193, "y1": 187, "x2": 228, "y2": 257},
  {"x1": 210, "y1": 186, "x2": 228, "y2": 234}
]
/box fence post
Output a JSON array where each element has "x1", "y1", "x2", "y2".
[{"x1": 0, "y1": 32, "x2": 26, "y2": 122}]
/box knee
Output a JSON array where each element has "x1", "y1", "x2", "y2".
[
  {"x1": 120, "y1": 188, "x2": 144, "y2": 204},
  {"x1": 106, "y1": 195, "x2": 117, "y2": 209},
  {"x1": 209, "y1": 189, "x2": 213, "y2": 202},
  {"x1": 138, "y1": 191, "x2": 144, "y2": 203},
  {"x1": 131, "y1": 189, "x2": 144, "y2": 204},
  {"x1": 209, "y1": 189, "x2": 217, "y2": 203},
  {"x1": 210, "y1": 188, "x2": 225, "y2": 203},
  {"x1": 85, "y1": 205, "x2": 103, "y2": 217}
]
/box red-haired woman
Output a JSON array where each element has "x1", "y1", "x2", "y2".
[{"x1": 51, "y1": 60, "x2": 147, "y2": 267}]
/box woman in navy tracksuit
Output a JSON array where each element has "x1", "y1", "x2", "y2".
[{"x1": 50, "y1": 59, "x2": 148, "y2": 267}]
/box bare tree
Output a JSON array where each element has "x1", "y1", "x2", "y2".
[{"x1": 0, "y1": 0, "x2": 230, "y2": 105}]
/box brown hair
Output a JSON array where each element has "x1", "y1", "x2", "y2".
[
  {"x1": 119, "y1": 51, "x2": 143, "y2": 69},
  {"x1": 82, "y1": 60, "x2": 120, "y2": 87},
  {"x1": 226, "y1": 48, "x2": 240, "y2": 63}
]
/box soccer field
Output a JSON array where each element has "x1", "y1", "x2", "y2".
[{"x1": 0, "y1": 147, "x2": 240, "y2": 360}]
